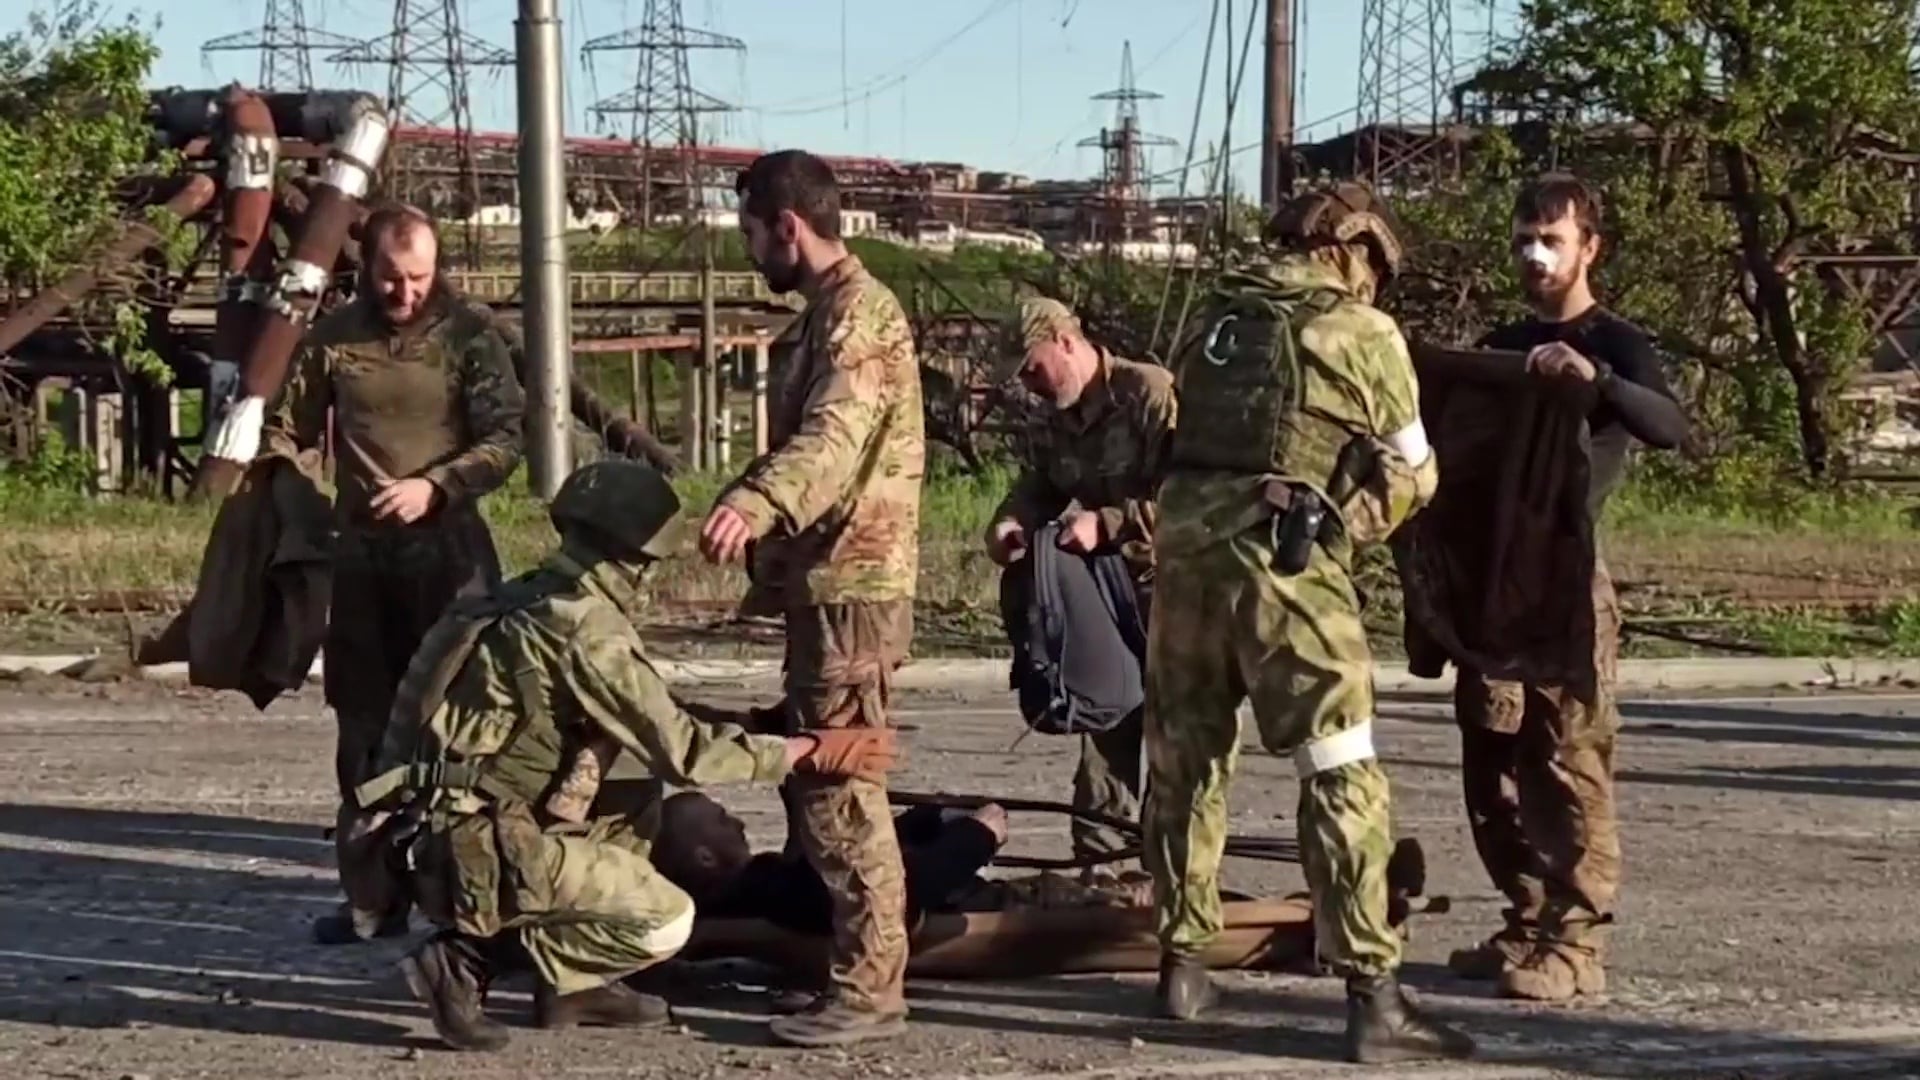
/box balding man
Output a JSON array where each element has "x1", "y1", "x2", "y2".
[
  {"x1": 263, "y1": 204, "x2": 527, "y2": 947},
  {"x1": 985, "y1": 297, "x2": 1177, "y2": 870}
]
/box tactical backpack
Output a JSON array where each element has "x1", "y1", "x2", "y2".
[
  {"x1": 1166, "y1": 269, "x2": 1350, "y2": 483},
  {"x1": 998, "y1": 521, "x2": 1149, "y2": 736},
  {"x1": 351, "y1": 572, "x2": 558, "y2": 814}
]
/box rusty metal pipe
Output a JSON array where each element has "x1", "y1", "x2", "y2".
[
  {"x1": 209, "y1": 88, "x2": 279, "y2": 374},
  {"x1": 0, "y1": 174, "x2": 217, "y2": 356},
  {"x1": 194, "y1": 96, "x2": 391, "y2": 497}
]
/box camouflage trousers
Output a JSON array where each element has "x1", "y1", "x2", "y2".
[
  {"x1": 415, "y1": 800, "x2": 692, "y2": 995},
  {"x1": 1455, "y1": 561, "x2": 1622, "y2": 948},
  {"x1": 777, "y1": 600, "x2": 914, "y2": 1014},
  {"x1": 1144, "y1": 532, "x2": 1401, "y2": 978}
]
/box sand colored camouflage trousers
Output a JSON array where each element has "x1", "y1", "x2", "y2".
[
  {"x1": 780, "y1": 601, "x2": 915, "y2": 1014},
  {"x1": 1143, "y1": 533, "x2": 1402, "y2": 978},
  {"x1": 1453, "y1": 562, "x2": 1622, "y2": 947},
  {"x1": 414, "y1": 802, "x2": 694, "y2": 995}
]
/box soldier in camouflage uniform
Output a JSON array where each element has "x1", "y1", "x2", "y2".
[
  {"x1": 985, "y1": 296, "x2": 1175, "y2": 867},
  {"x1": 1145, "y1": 183, "x2": 1475, "y2": 1063},
  {"x1": 698, "y1": 150, "x2": 924, "y2": 1048},
  {"x1": 346, "y1": 460, "x2": 898, "y2": 1052},
  {"x1": 261, "y1": 206, "x2": 526, "y2": 947}
]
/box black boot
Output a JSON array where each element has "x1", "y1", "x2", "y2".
[
  {"x1": 1344, "y1": 974, "x2": 1475, "y2": 1065},
  {"x1": 535, "y1": 980, "x2": 672, "y2": 1029},
  {"x1": 1155, "y1": 952, "x2": 1218, "y2": 1021},
  {"x1": 399, "y1": 933, "x2": 511, "y2": 1052},
  {"x1": 312, "y1": 902, "x2": 408, "y2": 945}
]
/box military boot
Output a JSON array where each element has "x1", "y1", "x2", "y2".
[
  {"x1": 1344, "y1": 974, "x2": 1476, "y2": 1065},
  {"x1": 399, "y1": 932, "x2": 510, "y2": 1052},
  {"x1": 312, "y1": 903, "x2": 408, "y2": 946},
  {"x1": 1446, "y1": 920, "x2": 1537, "y2": 980},
  {"x1": 767, "y1": 995, "x2": 909, "y2": 1048},
  {"x1": 1499, "y1": 938, "x2": 1606, "y2": 1001},
  {"x1": 1155, "y1": 952, "x2": 1218, "y2": 1021},
  {"x1": 535, "y1": 980, "x2": 672, "y2": 1030}
]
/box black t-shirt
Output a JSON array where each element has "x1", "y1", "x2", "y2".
[
  {"x1": 1477, "y1": 306, "x2": 1687, "y2": 516},
  {"x1": 701, "y1": 815, "x2": 1000, "y2": 936}
]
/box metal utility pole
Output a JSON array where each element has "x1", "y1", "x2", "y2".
[
  {"x1": 700, "y1": 218, "x2": 719, "y2": 467},
  {"x1": 1261, "y1": 0, "x2": 1295, "y2": 211},
  {"x1": 516, "y1": 0, "x2": 572, "y2": 498}
]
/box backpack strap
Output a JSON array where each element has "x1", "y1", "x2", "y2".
[
  {"x1": 351, "y1": 578, "x2": 555, "y2": 810},
  {"x1": 1029, "y1": 521, "x2": 1079, "y2": 730},
  {"x1": 1091, "y1": 553, "x2": 1148, "y2": 662}
]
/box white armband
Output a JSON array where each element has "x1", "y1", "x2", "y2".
[
  {"x1": 1383, "y1": 418, "x2": 1431, "y2": 468},
  {"x1": 206, "y1": 394, "x2": 267, "y2": 465}
]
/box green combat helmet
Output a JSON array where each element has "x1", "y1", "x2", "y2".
[
  {"x1": 547, "y1": 459, "x2": 691, "y2": 560},
  {"x1": 1264, "y1": 181, "x2": 1407, "y2": 289}
]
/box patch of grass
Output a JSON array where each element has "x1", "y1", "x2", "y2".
[{"x1": 4, "y1": 462, "x2": 1920, "y2": 657}]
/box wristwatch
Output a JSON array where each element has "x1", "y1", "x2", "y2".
[{"x1": 1592, "y1": 359, "x2": 1617, "y2": 396}]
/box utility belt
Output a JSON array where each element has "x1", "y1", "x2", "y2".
[
  {"x1": 1259, "y1": 478, "x2": 1345, "y2": 576},
  {"x1": 354, "y1": 758, "x2": 519, "y2": 814},
  {"x1": 1163, "y1": 466, "x2": 1350, "y2": 577}
]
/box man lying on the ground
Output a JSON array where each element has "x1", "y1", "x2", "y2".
[{"x1": 652, "y1": 791, "x2": 1009, "y2": 937}]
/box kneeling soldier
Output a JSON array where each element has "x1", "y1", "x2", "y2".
[{"x1": 346, "y1": 460, "x2": 897, "y2": 1051}]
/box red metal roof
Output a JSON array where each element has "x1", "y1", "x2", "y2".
[{"x1": 391, "y1": 124, "x2": 914, "y2": 176}]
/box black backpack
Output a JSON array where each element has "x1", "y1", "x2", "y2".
[{"x1": 998, "y1": 521, "x2": 1149, "y2": 736}]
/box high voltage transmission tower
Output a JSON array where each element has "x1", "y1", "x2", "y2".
[
  {"x1": 582, "y1": 0, "x2": 745, "y2": 227},
  {"x1": 1357, "y1": 0, "x2": 1459, "y2": 189},
  {"x1": 1080, "y1": 40, "x2": 1177, "y2": 247},
  {"x1": 332, "y1": 0, "x2": 512, "y2": 261},
  {"x1": 202, "y1": 0, "x2": 358, "y2": 91}
]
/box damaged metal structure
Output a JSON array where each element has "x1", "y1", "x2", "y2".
[{"x1": 0, "y1": 84, "x2": 677, "y2": 497}]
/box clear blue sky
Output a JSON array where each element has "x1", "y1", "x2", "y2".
[{"x1": 6, "y1": 0, "x2": 1518, "y2": 196}]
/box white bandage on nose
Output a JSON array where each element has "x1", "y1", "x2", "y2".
[{"x1": 1521, "y1": 240, "x2": 1559, "y2": 274}]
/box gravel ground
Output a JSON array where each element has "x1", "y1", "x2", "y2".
[{"x1": 0, "y1": 672, "x2": 1916, "y2": 1079}]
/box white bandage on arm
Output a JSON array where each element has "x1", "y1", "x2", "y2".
[
  {"x1": 1292, "y1": 719, "x2": 1377, "y2": 779},
  {"x1": 1382, "y1": 417, "x2": 1432, "y2": 468},
  {"x1": 206, "y1": 394, "x2": 267, "y2": 465}
]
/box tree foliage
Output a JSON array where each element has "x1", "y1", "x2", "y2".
[
  {"x1": 1465, "y1": 0, "x2": 1920, "y2": 479},
  {"x1": 0, "y1": 1, "x2": 178, "y2": 383}
]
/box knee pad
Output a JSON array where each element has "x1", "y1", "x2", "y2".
[
  {"x1": 1292, "y1": 719, "x2": 1376, "y2": 779},
  {"x1": 637, "y1": 904, "x2": 696, "y2": 957}
]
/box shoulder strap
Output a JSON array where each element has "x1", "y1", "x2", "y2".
[
  {"x1": 350, "y1": 576, "x2": 553, "y2": 809},
  {"x1": 1092, "y1": 553, "x2": 1148, "y2": 662},
  {"x1": 1028, "y1": 521, "x2": 1078, "y2": 725}
]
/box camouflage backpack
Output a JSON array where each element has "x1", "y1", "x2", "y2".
[
  {"x1": 350, "y1": 574, "x2": 559, "y2": 814},
  {"x1": 1165, "y1": 267, "x2": 1352, "y2": 488}
]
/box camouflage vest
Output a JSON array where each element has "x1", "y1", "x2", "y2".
[
  {"x1": 351, "y1": 574, "x2": 559, "y2": 813},
  {"x1": 1166, "y1": 269, "x2": 1351, "y2": 489}
]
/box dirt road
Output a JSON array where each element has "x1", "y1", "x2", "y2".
[{"x1": 0, "y1": 673, "x2": 1916, "y2": 1079}]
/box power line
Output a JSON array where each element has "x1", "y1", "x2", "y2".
[{"x1": 734, "y1": 0, "x2": 1017, "y2": 116}]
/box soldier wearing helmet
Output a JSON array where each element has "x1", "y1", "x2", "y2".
[
  {"x1": 1141, "y1": 183, "x2": 1473, "y2": 1063},
  {"x1": 342, "y1": 460, "x2": 900, "y2": 1053}
]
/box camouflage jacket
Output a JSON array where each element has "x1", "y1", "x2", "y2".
[
  {"x1": 265, "y1": 290, "x2": 526, "y2": 526},
  {"x1": 720, "y1": 254, "x2": 925, "y2": 609},
  {"x1": 365, "y1": 538, "x2": 793, "y2": 809},
  {"x1": 993, "y1": 350, "x2": 1176, "y2": 583},
  {"x1": 1156, "y1": 256, "x2": 1436, "y2": 560}
]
